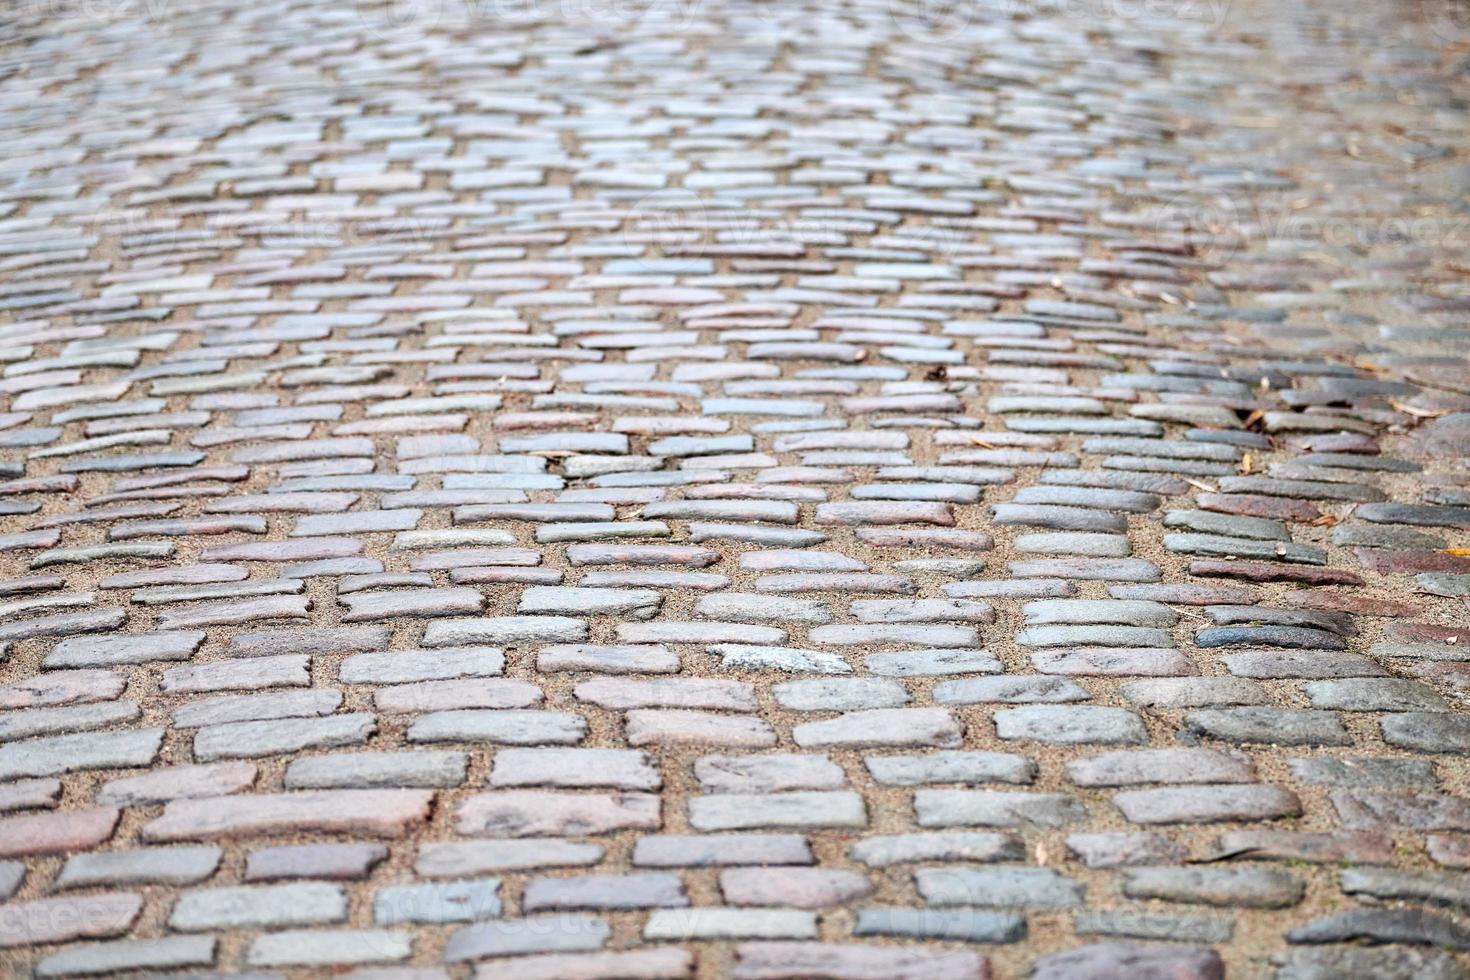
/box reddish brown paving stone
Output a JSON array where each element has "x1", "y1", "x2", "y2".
[
  {"x1": 0, "y1": 808, "x2": 119, "y2": 857},
  {"x1": 1353, "y1": 549, "x2": 1470, "y2": 575},
  {"x1": 1188, "y1": 559, "x2": 1365, "y2": 586},
  {"x1": 1284, "y1": 591, "x2": 1418, "y2": 617},
  {"x1": 1196, "y1": 493, "x2": 1322, "y2": 522}
]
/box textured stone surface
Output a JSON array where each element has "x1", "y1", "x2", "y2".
[{"x1": 0, "y1": 1, "x2": 1465, "y2": 975}]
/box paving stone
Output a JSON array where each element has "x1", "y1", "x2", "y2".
[
  {"x1": 0, "y1": 894, "x2": 142, "y2": 948},
  {"x1": 865, "y1": 751, "x2": 1036, "y2": 786},
  {"x1": 915, "y1": 790, "x2": 1085, "y2": 828},
  {"x1": 1210, "y1": 830, "x2": 1394, "y2": 864},
  {"x1": 935, "y1": 676, "x2": 1088, "y2": 704},
  {"x1": 248, "y1": 930, "x2": 412, "y2": 967},
  {"x1": 468, "y1": 949, "x2": 692, "y2": 979},
  {"x1": 643, "y1": 908, "x2": 816, "y2": 940},
  {"x1": 194, "y1": 714, "x2": 375, "y2": 761},
  {"x1": 1032, "y1": 943, "x2": 1224, "y2": 980},
  {"x1": 918, "y1": 867, "x2": 1083, "y2": 908},
  {"x1": 35, "y1": 936, "x2": 218, "y2": 977},
  {"x1": 994, "y1": 706, "x2": 1146, "y2": 744},
  {"x1": 634, "y1": 834, "x2": 813, "y2": 868},
  {"x1": 1305, "y1": 679, "x2": 1447, "y2": 711},
  {"x1": 98, "y1": 762, "x2": 257, "y2": 805},
  {"x1": 455, "y1": 792, "x2": 661, "y2": 837},
  {"x1": 170, "y1": 882, "x2": 346, "y2": 930},
  {"x1": 1065, "y1": 832, "x2": 1188, "y2": 868},
  {"x1": 689, "y1": 792, "x2": 866, "y2": 831},
  {"x1": 58, "y1": 846, "x2": 222, "y2": 889},
  {"x1": 1073, "y1": 910, "x2": 1232, "y2": 942},
  {"x1": 1340, "y1": 866, "x2": 1470, "y2": 912},
  {"x1": 1112, "y1": 785, "x2": 1302, "y2": 824},
  {"x1": 1066, "y1": 748, "x2": 1255, "y2": 787},
  {"x1": 793, "y1": 708, "x2": 961, "y2": 748},
  {"x1": 247, "y1": 843, "x2": 388, "y2": 881},
  {"x1": 1181, "y1": 708, "x2": 1352, "y2": 746},
  {"x1": 443, "y1": 915, "x2": 611, "y2": 961},
  {"x1": 143, "y1": 790, "x2": 433, "y2": 841},
  {"x1": 417, "y1": 840, "x2": 604, "y2": 876},
  {"x1": 854, "y1": 907, "x2": 1025, "y2": 943},
  {"x1": 0, "y1": 807, "x2": 119, "y2": 857},
  {"x1": 720, "y1": 867, "x2": 871, "y2": 908},
  {"x1": 1286, "y1": 908, "x2": 1470, "y2": 949},
  {"x1": 376, "y1": 879, "x2": 502, "y2": 923},
  {"x1": 1381, "y1": 712, "x2": 1470, "y2": 753},
  {"x1": 731, "y1": 943, "x2": 985, "y2": 980},
  {"x1": 1122, "y1": 867, "x2": 1305, "y2": 908},
  {"x1": 1270, "y1": 947, "x2": 1467, "y2": 980}
]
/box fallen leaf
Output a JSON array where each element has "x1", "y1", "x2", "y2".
[
  {"x1": 1239, "y1": 453, "x2": 1253, "y2": 474},
  {"x1": 1184, "y1": 478, "x2": 1218, "y2": 493},
  {"x1": 1389, "y1": 399, "x2": 1448, "y2": 419}
]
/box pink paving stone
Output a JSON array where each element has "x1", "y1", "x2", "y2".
[
  {"x1": 720, "y1": 868, "x2": 873, "y2": 908},
  {"x1": 1404, "y1": 662, "x2": 1470, "y2": 694},
  {"x1": 474, "y1": 949, "x2": 694, "y2": 979},
  {"x1": 855, "y1": 528, "x2": 993, "y2": 550},
  {"x1": 1427, "y1": 834, "x2": 1470, "y2": 868},
  {"x1": 0, "y1": 807, "x2": 119, "y2": 857},
  {"x1": 1284, "y1": 591, "x2": 1418, "y2": 617},
  {"x1": 1385, "y1": 622, "x2": 1469, "y2": 644},
  {"x1": 141, "y1": 790, "x2": 434, "y2": 841},
  {"x1": 0, "y1": 892, "x2": 142, "y2": 947},
  {"x1": 98, "y1": 762, "x2": 259, "y2": 806},
  {"x1": 1211, "y1": 830, "x2": 1395, "y2": 864},
  {"x1": 733, "y1": 942, "x2": 988, "y2": 980},
  {"x1": 1353, "y1": 548, "x2": 1470, "y2": 574},
  {"x1": 1189, "y1": 560, "x2": 1364, "y2": 586},
  {"x1": 813, "y1": 502, "x2": 955, "y2": 526}
]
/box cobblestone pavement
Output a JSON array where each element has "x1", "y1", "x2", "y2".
[{"x1": 0, "y1": 0, "x2": 1468, "y2": 975}]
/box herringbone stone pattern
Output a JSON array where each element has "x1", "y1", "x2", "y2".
[{"x1": 0, "y1": 0, "x2": 1467, "y2": 975}]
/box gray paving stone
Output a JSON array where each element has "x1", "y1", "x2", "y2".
[
  {"x1": 918, "y1": 867, "x2": 1083, "y2": 908},
  {"x1": 170, "y1": 882, "x2": 346, "y2": 930},
  {"x1": 994, "y1": 706, "x2": 1147, "y2": 744},
  {"x1": 246, "y1": 843, "x2": 387, "y2": 881},
  {"x1": 35, "y1": 936, "x2": 218, "y2": 977},
  {"x1": 1032, "y1": 943, "x2": 1225, "y2": 980},
  {"x1": 1181, "y1": 707, "x2": 1352, "y2": 746},
  {"x1": 375, "y1": 879, "x2": 502, "y2": 923},
  {"x1": 58, "y1": 847, "x2": 222, "y2": 889},
  {"x1": 865, "y1": 751, "x2": 1036, "y2": 786},
  {"x1": 1122, "y1": 866, "x2": 1304, "y2": 908}
]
